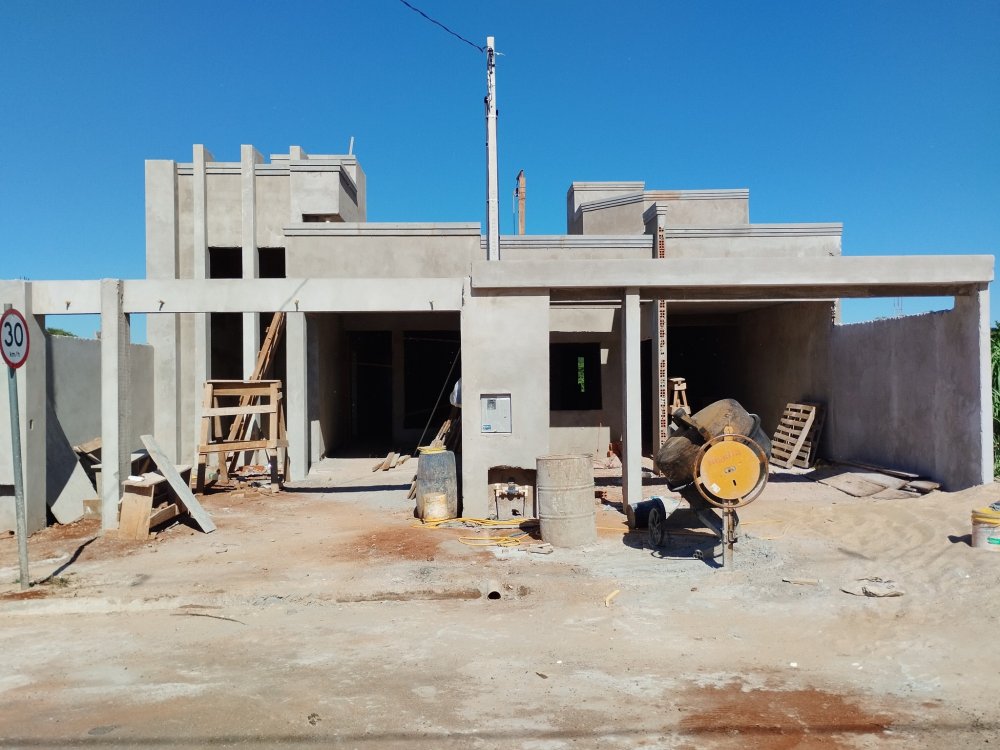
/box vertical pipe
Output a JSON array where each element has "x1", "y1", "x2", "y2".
[{"x1": 516, "y1": 170, "x2": 526, "y2": 236}]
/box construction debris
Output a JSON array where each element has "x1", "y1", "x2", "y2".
[
  {"x1": 815, "y1": 464, "x2": 939, "y2": 499},
  {"x1": 142, "y1": 434, "x2": 215, "y2": 534}
]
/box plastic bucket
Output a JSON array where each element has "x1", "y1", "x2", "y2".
[
  {"x1": 971, "y1": 507, "x2": 1000, "y2": 550},
  {"x1": 536, "y1": 454, "x2": 596, "y2": 547},
  {"x1": 416, "y1": 446, "x2": 458, "y2": 519}
]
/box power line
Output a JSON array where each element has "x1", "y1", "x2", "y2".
[{"x1": 398, "y1": 0, "x2": 483, "y2": 53}]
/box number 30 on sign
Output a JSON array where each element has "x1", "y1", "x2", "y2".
[{"x1": 1, "y1": 308, "x2": 30, "y2": 369}]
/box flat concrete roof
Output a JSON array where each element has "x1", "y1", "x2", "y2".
[{"x1": 471, "y1": 256, "x2": 994, "y2": 300}]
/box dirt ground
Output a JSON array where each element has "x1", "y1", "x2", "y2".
[{"x1": 1, "y1": 458, "x2": 998, "y2": 749}]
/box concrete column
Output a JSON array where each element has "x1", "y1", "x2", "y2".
[
  {"x1": 961, "y1": 286, "x2": 993, "y2": 484},
  {"x1": 100, "y1": 279, "x2": 130, "y2": 531},
  {"x1": 306, "y1": 316, "x2": 323, "y2": 465},
  {"x1": 0, "y1": 282, "x2": 47, "y2": 534},
  {"x1": 286, "y1": 311, "x2": 309, "y2": 481},
  {"x1": 241, "y1": 145, "x2": 262, "y2": 378},
  {"x1": 145, "y1": 159, "x2": 181, "y2": 463},
  {"x1": 648, "y1": 212, "x2": 669, "y2": 456},
  {"x1": 191, "y1": 145, "x2": 212, "y2": 464},
  {"x1": 620, "y1": 288, "x2": 642, "y2": 516}
]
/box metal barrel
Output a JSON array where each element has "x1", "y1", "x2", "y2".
[{"x1": 536, "y1": 454, "x2": 597, "y2": 547}]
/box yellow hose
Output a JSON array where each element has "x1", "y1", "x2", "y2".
[{"x1": 414, "y1": 517, "x2": 539, "y2": 548}]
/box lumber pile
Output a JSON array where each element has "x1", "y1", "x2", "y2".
[
  {"x1": 117, "y1": 434, "x2": 218, "y2": 539},
  {"x1": 372, "y1": 452, "x2": 409, "y2": 472}
]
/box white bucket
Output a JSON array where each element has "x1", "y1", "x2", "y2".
[{"x1": 971, "y1": 507, "x2": 1000, "y2": 550}]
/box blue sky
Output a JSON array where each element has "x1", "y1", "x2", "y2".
[{"x1": 1, "y1": 0, "x2": 997, "y2": 340}]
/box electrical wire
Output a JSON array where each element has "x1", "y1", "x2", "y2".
[{"x1": 397, "y1": 0, "x2": 484, "y2": 53}]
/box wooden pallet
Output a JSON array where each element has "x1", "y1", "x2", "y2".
[
  {"x1": 791, "y1": 404, "x2": 825, "y2": 469},
  {"x1": 770, "y1": 402, "x2": 824, "y2": 469}
]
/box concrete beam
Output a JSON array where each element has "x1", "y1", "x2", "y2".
[
  {"x1": 100, "y1": 280, "x2": 130, "y2": 532},
  {"x1": 471, "y1": 256, "x2": 994, "y2": 298},
  {"x1": 26, "y1": 278, "x2": 467, "y2": 315}
]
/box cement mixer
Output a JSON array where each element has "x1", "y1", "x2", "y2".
[{"x1": 648, "y1": 398, "x2": 771, "y2": 567}]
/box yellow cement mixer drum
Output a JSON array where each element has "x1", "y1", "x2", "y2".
[{"x1": 695, "y1": 435, "x2": 768, "y2": 506}]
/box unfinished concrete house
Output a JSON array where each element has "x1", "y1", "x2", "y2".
[{"x1": 0, "y1": 142, "x2": 994, "y2": 534}]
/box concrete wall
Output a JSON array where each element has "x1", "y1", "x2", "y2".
[
  {"x1": 665, "y1": 226, "x2": 842, "y2": 259},
  {"x1": 736, "y1": 302, "x2": 835, "y2": 434},
  {"x1": 45, "y1": 336, "x2": 154, "y2": 449},
  {"x1": 256, "y1": 173, "x2": 291, "y2": 248},
  {"x1": 644, "y1": 191, "x2": 750, "y2": 226},
  {"x1": 826, "y1": 293, "x2": 989, "y2": 489},
  {"x1": 460, "y1": 289, "x2": 550, "y2": 518},
  {"x1": 206, "y1": 172, "x2": 242, "y2": 247},
  {"x1": 286, "y1": 226, "x2": 482, "y2": 279},
  {"x1": 567, "y1": 184, "x2": 751, "y2": 234}
]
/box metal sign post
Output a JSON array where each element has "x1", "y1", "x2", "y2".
[{"x1": 2, "y1": 305, "x2": 31, "y2": 590}]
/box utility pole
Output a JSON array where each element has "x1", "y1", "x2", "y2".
[{"x1": 485, "y1": 36, "x2": 500, "y2": 261}]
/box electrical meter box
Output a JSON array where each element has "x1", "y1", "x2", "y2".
[{"x1": 480, "y1": 393, "x2": 512, "y2": 433}]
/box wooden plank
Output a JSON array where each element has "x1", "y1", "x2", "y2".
[
  {"x1": 905, "y1": 479, "x2": 941, "y2": 493},
  {"x1": 141, "y1": 434, "x2": 216, "y2": 534},
  {"x1": 871, "y1": 488, "x2": 921, "y2": 500},
  {"x1": 148, "y1": 503, "x2": 180, "y2": 528},
  {"x1": 380, "y1": 452, "x2": 397, "y2": 471},
  {"x1": 817, "y1": 472, "x2": 892, "y2": 497},
  {"x1": 199, "y1": 438, "x2": 287, "y2": 453},
  {"x1": 838, "y1": 460, "x2": 921, "y2": 481},
  {"x1": 201, "y1": 404, "x2": 277, "y2": 418},
  {"x1": 118, "y1": 491, "x2": 153, "y2": 540},
  {"x1": 388, "y1": 453, "x2": 400, "y2": 470},
  {"x1": 397, "y1": 454, "x2": 410, "y2": 465}
]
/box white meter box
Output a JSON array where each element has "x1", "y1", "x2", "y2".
[{"x1": 480, "y1": 394, "x2": 512, "y2": 433}]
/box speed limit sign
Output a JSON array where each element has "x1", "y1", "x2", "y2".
[{"x1": 1, "y1": 308, "x2": 30, "y2": 369}]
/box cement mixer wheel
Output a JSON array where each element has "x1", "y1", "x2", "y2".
[
  {"x1": 692, "y1": 434, "x2": 768, "y2": 509},
  {"x1": 647, "y1": 497, "x2": 669, "y2": 548}
]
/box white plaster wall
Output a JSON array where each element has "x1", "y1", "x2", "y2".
[{"x1": 460, "y1": 290, "x2": 550, "y2": 518}]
